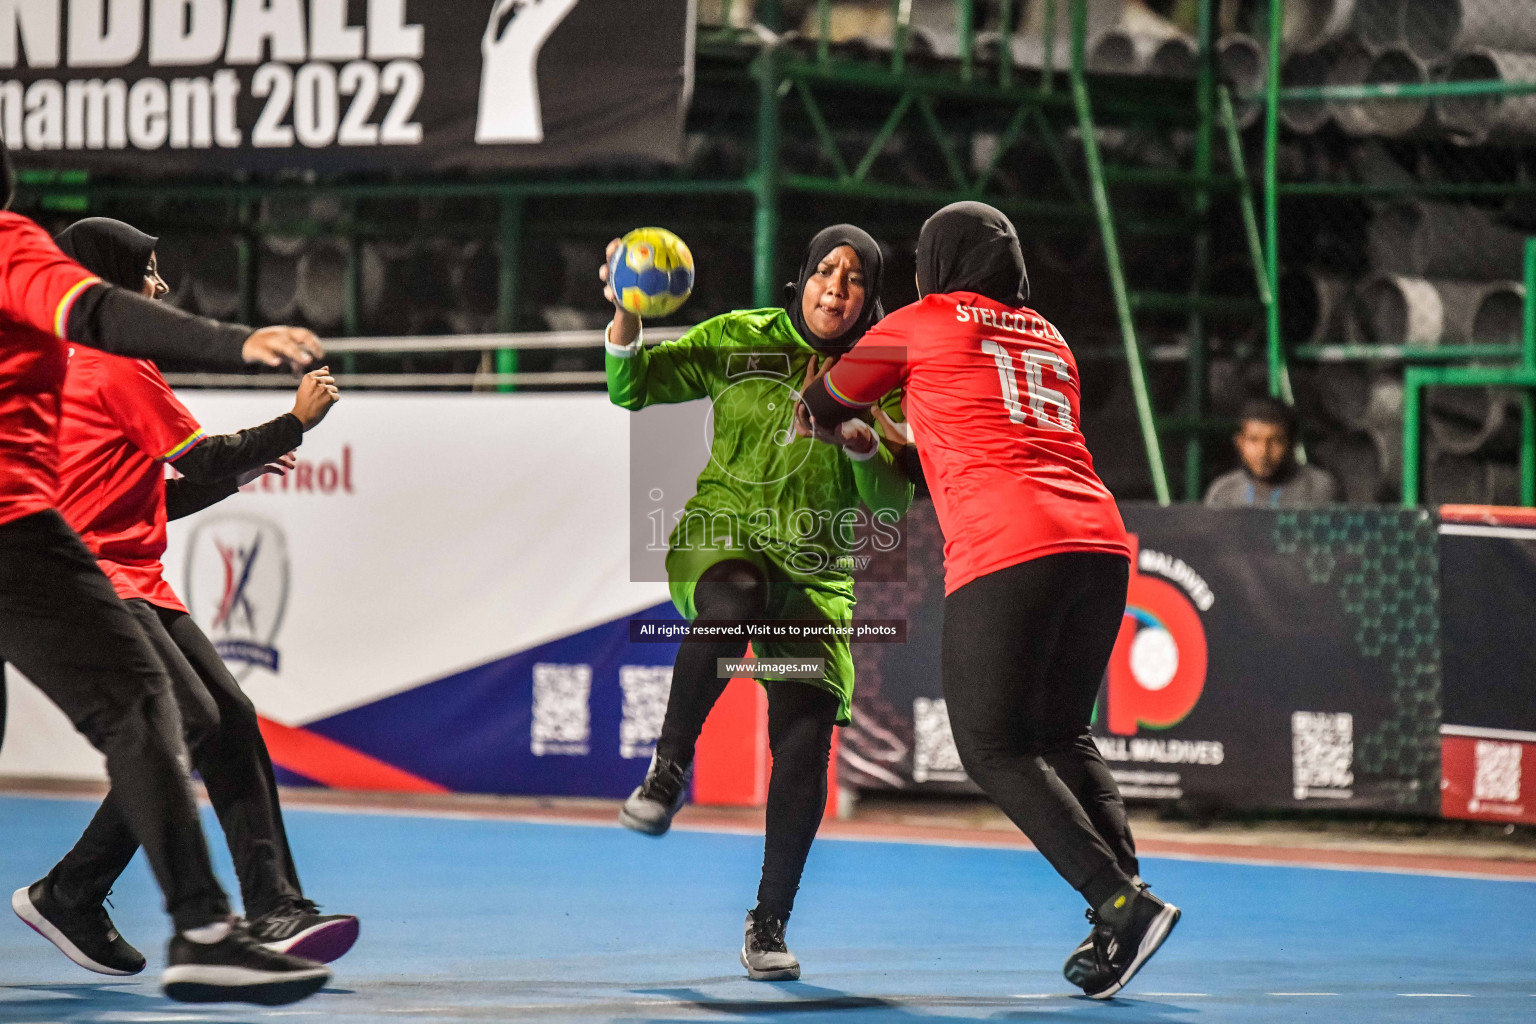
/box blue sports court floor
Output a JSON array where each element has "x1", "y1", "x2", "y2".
[{"x1": 2, "y1": 794, "x2": 1534, "y2": 1023}]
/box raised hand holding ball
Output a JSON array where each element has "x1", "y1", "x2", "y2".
[{"x1": 605, "y1": 228, "x2": 694, "y2": 319}]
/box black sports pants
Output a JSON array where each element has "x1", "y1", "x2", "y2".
[
  {"x1": 49, "y1": 601, "x2": 303, "y2": 919},
  {"x1": 942, "y1": 551, "x2": 1138, "y2": 910},
  {"x1": 0, "y1": 511, "x2": 229, "y2": 931},
  {"x1": 655, "y1": 560, "x2": 840, "y2": 920}
]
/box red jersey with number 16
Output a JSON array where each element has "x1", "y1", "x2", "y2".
[{"x1": 823, "y1": 292, "x2": 1130, "y2": 594}]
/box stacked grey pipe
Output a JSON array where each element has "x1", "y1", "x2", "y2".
[
  {"x1": 1284, "y1": 197, "x2": 1528, "y2": 503},
  {"x1": 1221, "y1": 0, "x2": 1536, "y2": 140}
]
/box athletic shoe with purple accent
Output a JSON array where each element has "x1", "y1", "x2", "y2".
[
  {"x1": 246, "y1": 897, "x2": 359, "y2": 963},
  {"x1": 12, "y1": 879, "x2": 145, "y2": 976}
]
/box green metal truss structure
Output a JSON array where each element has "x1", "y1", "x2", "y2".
[
  {"x1": 19, "y1": 1, "x2": 1288, "y2": 505},
  {"x1": 1253, "y1": 0, "x2": 1536, "y2": 508}
]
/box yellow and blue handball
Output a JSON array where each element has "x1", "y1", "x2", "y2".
[{"x1": 609, "y1": 227, "x2": 694, "y2": 318}]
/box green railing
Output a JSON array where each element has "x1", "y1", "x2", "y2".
[
  {"x1": 1402, "y1": 240, "x2": 1536, "y2": 507},
  {"x1": 1255, "y1": 0, "x2": 1536, "y2": 507},
  {"x1": 16, "y1": 1, "x2": 1266, "y2": 504}
]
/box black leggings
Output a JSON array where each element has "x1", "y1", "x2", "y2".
[
  {"x1": 0, "y1": 511, "x2": 229, "y2": 932},
  {"x1": 50, "y1": 601, "x2": 304, "y2": 918},
  {"x1": 655, "y1": 560, "x2": 840, "y2": 920},
  {"x1": 942, "y1": 551, "x2": 1138, "y2": 910}
]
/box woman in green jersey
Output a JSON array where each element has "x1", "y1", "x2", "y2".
[{"x1": 601, "y1": 226, "x2": 912, "y2": 981}]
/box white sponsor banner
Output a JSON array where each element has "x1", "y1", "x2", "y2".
[{"x1": 1, "y1": 392, "x2": 679, "y2": 781}]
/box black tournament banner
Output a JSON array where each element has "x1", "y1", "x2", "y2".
[
  {"x1": 844, "y1": 505, "x2": 1444, "y2": 815},
  {"x1": 0, "y1": 1, "x2": 693, "y2": 173}
]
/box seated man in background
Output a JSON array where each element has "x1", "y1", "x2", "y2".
[{"x1": 1204, "y1": 397, "x2": 1339, "y2": 508}]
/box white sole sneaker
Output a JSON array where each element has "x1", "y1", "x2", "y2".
[
  {"x1": 1086, "y1": 903, "x2": 1181, "y2": 1000},
  {"x1": 740, "y1": 945, "x2": 801, "y2": 982},
  {"x1": 12, "y1": 885, "x2": 137, "y2": 977},
  {"x1": 161, "y1": 963, "x2": 331, "y2": 1005},
  {"x1": 258, "y1": 916, "x2": 360, "y2": 963}
]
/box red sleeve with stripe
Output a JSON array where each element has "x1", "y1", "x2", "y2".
[
  {"x1": 97, "y1": 357, "x2": 205, "y2": 463},
  {"x1": 822, "y1": 314, "x2": 912, "y2": 407},
  {"x1": 0, "y1": 213, "x2": 100, "y2": 338}
]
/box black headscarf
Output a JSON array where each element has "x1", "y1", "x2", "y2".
[
  {"x1": 55, "y1": 218, "x2": 158, "y2": 291},
  {"x1": 916, "y1": 201, "x2": 1029, "y2": 306},
  {"x1": 785, "y1": 224, "x2": 885, "y2": 354}
]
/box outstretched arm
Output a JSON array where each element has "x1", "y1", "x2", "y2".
[
  {"x1": 600, "y1": 238, "x2": 712, "y2": 409},
  {"x1": 0, "y1": 212, "x2": 321, "y2": 372},
  {"x1": 164, "y1": 478, "x2": 240, "y2": 521},
  {"x1": 67, "y1": 286, "x2": 323, "y2": 372},
  {"x1": 174, "y1": 369, "x2": 338, "y2": 483},
  {"x1": 166, "y1": 453, "x2": 296, "y2": 520}
]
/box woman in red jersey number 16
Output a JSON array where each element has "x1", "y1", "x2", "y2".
[{"x1": 799, "y1": 202, "x2": 1180, "y2": 1000}]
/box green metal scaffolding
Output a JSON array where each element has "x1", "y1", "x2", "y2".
[
  {"x1": 20, "y1": 1, "x2": 1294, "y2": 505},
  {"x1": 1255, "y1": 0, "x2": 1536, "y2": 508}
]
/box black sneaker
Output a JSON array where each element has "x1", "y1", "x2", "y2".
[
  {"x1": 247, "y1": 897, "x2": 359, "y2": 964},
  {"x1": 740, "y1": 908, "x2": 800, "y2": 981},
  {"x1": 618, "y1": 755, "x2": 691, "y2": 836},
  {"x1": 161, "y1": 919, "x2": 331, "y2": 1005},
  {"x1": 1064, "y1": 880, "x2": 1148, "y2": 989},
  {"x1": 1061, "y1": 908, "x2": 1105, "y2": 989},
  {"x1": 1080, "y1": 889, "x2": 1181, "y2": 1000},
  {"x1": 12, "y1": 879, "x2": 145, "y2": 976}
]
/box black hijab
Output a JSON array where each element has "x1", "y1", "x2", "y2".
[
  {"x1": 55, "y1": 218, "x2": 158, "y2": 291},
  {"x1": 785, "y1": 224, "x2": 885, "y2": 354},
  {"x1": 916, "y1": 201, "x2": 1029, "y2": 306}
]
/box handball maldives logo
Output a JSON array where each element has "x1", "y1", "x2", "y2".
[
  {"x1": 1106, "y1": 536, "x2": 1212, "y2": 735},
  {"x1": 184, "y1": 514, "x2": 290, "y2": 679}
]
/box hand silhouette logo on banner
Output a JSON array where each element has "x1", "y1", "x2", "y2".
[{"x1": 477, "y1": 0, "x2": 583, "y2": 144}]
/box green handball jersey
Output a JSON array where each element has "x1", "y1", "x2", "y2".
[{"x1": 606, "y1": 308, "x2": 913, "y2": 722}]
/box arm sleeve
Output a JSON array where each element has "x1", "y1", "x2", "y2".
[
  {"x1": 0, "y1": 212, "x2": 250, "y2": 369},
  {"x1": 164, "y1": 478, "x2": 240, "y2": 521},
  {"x1": 67, "y1": 285, "x2": 250, "y2": 370},
  {"x1": 605, "y1": 318, "x2": 719, "y2": 410},
  {"x1": 802, "y1": 323, "x2": 909, "y2": 428},
  {"x1": 173, "y1": 414, "x2": 304, "y2": 484}
]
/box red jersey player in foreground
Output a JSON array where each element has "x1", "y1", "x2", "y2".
[
  {"x1": 11, "y1": 219, "x2": 358, "y2": 981},
  {"x1": 0, "y1": 155, "x2": 335, "y2": 1005},
  {"x1": 798, "y1": 202, "x2": 1180, "y2": 999}
]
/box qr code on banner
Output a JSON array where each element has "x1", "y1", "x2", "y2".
[
  {"x1": 1473, "y1": 741, "x2": 1522, "y2": 805},
  {"x1": 913, "y1": 698, "x2": 967, "y2": 784},
  {"x1": 531, "y1": 663, "x2": 592, "y2": 756},
  {"x1": 1292, "y1": 711, "x2": 1354, "y2": 799},
  {"x1": 618, "y1": 665, "x2": 673, "y2": 759}
]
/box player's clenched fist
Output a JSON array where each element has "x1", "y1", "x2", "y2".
[
  {"x1": 291, "y1": 367, "x2": 341, "y2": 431},
  {"x1": 243, "y1": 326, "x2": 325, "y2": 372},
  {"x1": 598, "y1": 238, "x2": 622, "y2": 306},
  {"x1": 600, "y1": 237, "x2": 642, "y2": 348}
]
